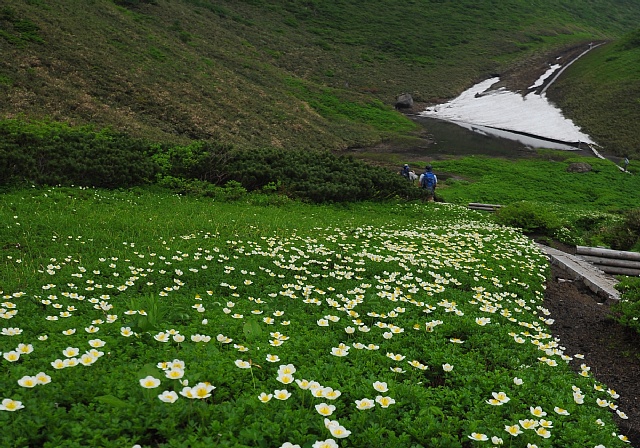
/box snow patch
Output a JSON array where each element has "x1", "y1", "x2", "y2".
[
  {"x1": 420, "y1": 77, "x2": 594, "y2": 145},
  {"x1": 529, "y1": 64, "x2": 561, "y2": 90}
]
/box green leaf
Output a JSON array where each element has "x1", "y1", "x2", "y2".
[
  {"x1": 243, "y1": 318, "x2": 262, "y2": 342},
  {"x1": 94, "y1": 394, "x2": 129, "y2": 408},
  {"x1": 137, "y1": 363, "x2": 161, "y2": 379}
]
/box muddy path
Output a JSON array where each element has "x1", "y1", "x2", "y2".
[{"x1": 545, "y1": 264, "x2": 640, "y2": 446}]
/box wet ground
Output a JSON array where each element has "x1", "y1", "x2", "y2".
[{"x1": 369, "y1": 41, "x2": 610, "y2": 164}]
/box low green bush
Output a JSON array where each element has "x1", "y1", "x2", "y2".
[
  {"x1": 1, "y1": 120, "x2": 417, "y2": 203},
  {"x1": 225, "y1": 146, "x2": 421, "y2": 203},
  {"x1": 494, "y1": 201, "x2": 562, "y2": 235},
  {"x1": 611, "y1": 276, "x2": 640, "y2": 335},
  {"x1": 601, "y1": 208, "x2": 640, "y2": 251},
  {"x1": 0, "y1": 119, "x2": 157, "y2": 188}
]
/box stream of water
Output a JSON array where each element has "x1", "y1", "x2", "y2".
[{"x1": 412, "y1": 116, "x2": 591, "y2": 159}]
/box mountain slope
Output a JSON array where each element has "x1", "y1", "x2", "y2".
[
  {"x1": 1, "y1": 0, "x2": 639, "y2": 153},
  {"x1": 547, "y1": 30, "x2": 640, "y2": 155}
]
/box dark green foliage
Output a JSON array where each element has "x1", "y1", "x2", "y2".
[
  {"x1": 0, "y1": 7, "x2": 44, "y2": 45},
  {"x1": 611, "y1": 275, "x2": 640, "y2": 335},
  {"x1": 0, "y1": 119, "x2": 418, "y2": 202},
  {"x1": 226, "y1": 147, "x2": 421, "y2": 203},
  {"x1": 157, "y1": 146, "x2": 420, "y2": 202},
  {"x1": 151, "y1": 140, "x2": 235, "y2": 184},
  {"x1": 0, "y1": 119, "x2": 157, "y2": 188},
  {"x1": 112, "y1": 0, "x2": 158, "y2": 8},
  {"x1": 494, "y1": 201, "x2": 562, "y2": 234},
  {"x1": 150, "y1": 141, "x2": 421, "y2": 202},
  {"x1": 620, "y1": 28, "x2": 640, "y2": 50},
  {"x1": 601, "y1": 208, "x2": 640, "y2": 251}
]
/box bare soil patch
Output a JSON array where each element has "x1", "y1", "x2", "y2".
[{"x1": 545, "y1": 264, "x2": 640, "y2": 445}]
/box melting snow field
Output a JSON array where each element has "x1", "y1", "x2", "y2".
[{"x1": 420, "y1": 76, "x2": 595, "y2": 146}]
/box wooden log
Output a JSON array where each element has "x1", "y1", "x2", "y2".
[
  {"x1": 469, "y1": 205, "x2": 498, "y2": 210},
  {"x1": 578, "y1": 255, "x2": 640, "y2": 270},
  {"x1": 576, "y1": 246, "x2": 640, "y2": 262},
  {"x1": 596, "y1": 265, "x2": 640, "y2": 277},
  {"x1": 468, "y1": 206, "x2": 499, "y2": 212},
  {"x1": 468, "y1": 202, "x2": 502, "y2": 208}
]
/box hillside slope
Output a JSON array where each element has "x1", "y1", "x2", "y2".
[
  {"x1": 547, "y1": 30, "x2": 640, "y2": 156},
  {"x1": 1, "y1": 0, "x2": 639, "y2": 153}
]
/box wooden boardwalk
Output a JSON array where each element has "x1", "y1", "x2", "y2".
[{"x1": 536, "y1": 243, "x2": 621, "y2": 303}]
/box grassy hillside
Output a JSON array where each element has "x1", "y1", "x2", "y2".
[
  {"x1": 547, "y1": 29, "x2": 640, "y2": 156},
  {"x1": 1, "y1": 0, "x2": 640, "y2": 153}
]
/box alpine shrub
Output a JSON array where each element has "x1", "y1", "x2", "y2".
[
  {"x1": 494, "y1": 201, "x2": 562, "y2": 234},
  {"x1": 601, "y1": 208, "x2": 640, "y2": 251},
  {"x1": 0, "y1": 119, "x2": 157, "y2": 188}
]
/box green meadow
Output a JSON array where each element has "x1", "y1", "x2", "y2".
[
  {"x1": 2, "y1": 1, "x2": 640, "y2": 445},
  {"x1": 0, "y1": 186, "x2": 634, "y2": 447}
]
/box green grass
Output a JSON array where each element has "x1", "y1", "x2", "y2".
[
  {"x1": 432, "y1": 155, "x2": 639, "y2": 210},
  {"x1": 0, "y1": 186, "x2": 634, "y2": 447},
  {"x1": 389, "y1": 153, "x2": 640, "y2": 249}
]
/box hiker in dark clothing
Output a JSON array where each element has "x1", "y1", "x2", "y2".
[{"x1": 401, "y1": 164, "x2": 410, "y2": 180}]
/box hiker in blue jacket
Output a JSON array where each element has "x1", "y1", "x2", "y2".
[{"x1": 419, "y1": 165, "x2": 437, "y2": 202}]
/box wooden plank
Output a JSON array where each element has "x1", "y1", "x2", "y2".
[
  {"x1": 597, "y1": 265, "x2": 640, "y2": 276},
  {"x1": 579, "y1": 255, "x2": 640, "y2": 270},
  {"x1": 576, "y1": 246, "x2": 640, "y2": 262},
  {"x1": 468, "y1": 202, "x2": 502, "y2": 208}
]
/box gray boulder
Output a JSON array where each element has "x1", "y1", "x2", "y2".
[
  {"x1": 395, "y1": 93, "x2": 413, "y2": 109},
  {"x1": 566, "y1": 162, "x2": 592, "y2": 173}
]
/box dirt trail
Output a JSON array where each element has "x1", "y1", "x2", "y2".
[{"x1": 545, "y1": 264, "x2": 640, "y2": 446}]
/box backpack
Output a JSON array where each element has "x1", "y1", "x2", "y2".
[{"x1": 421, "y1": 172, "x2": 435, "y2": 189}]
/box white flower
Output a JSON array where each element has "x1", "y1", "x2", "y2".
[
  {"x1": 17, "y1": 376, "x2": 38, "y2": 388},
  {"x1": 235, "y1": 359, "x2": 251, "y2": 369},
  {"x1": 277, "y1": 374, "x2": 294, "y2": 385},
  {"x1": 375, "y1": 395, "x2": 396, "y2": 408},
  {"x1": 315, "y1": 403, "x2": 336, "y2": 416},
  {"x1": 139, "y1": 376, "x2": 161, "y2": 389},
  {"x1": 616, "y1": 410, "x2": 628, "y2": 419},
  {"x1": 553, "y1": 407, "x2": 570, "y2": 415},
  {"x1": 165, "y1": 368, "x2": 185, "y2": 380},
  {"x1": 0, "y1": 398, "x2": 25, "y2": 411},
  {"x1": 328, "y1": 425, "x2": 351, "y2": 439},
  {"x1": 312, "y1": 439, "x2": 339, "y2": 448},
  {"x1": 277, "y1": 364, "x2": 296, "y2": 375},
  {"x1": 158, "y1": 391, "x2": 179, "y2": 403},
  {"x1": 355, "y1": 398, "x2": 375, "y2": 410},
  {"x1": 274, "y1": 389, "x2": 292, "y2": 401},
  {"x1": 372, "y1": 381, "x2": 388, "y2": 392}
]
